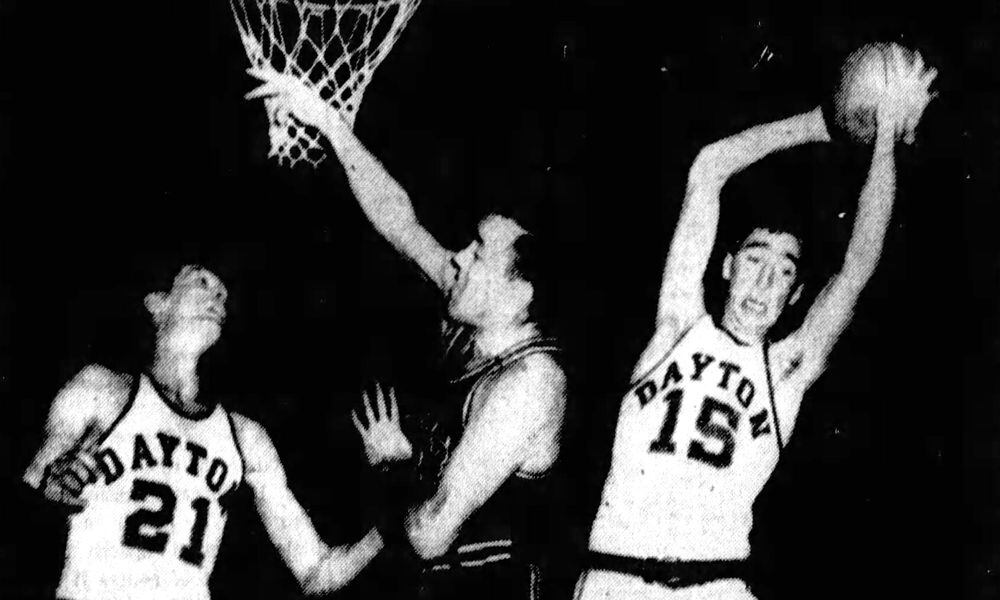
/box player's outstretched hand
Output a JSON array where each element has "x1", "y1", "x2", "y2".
[
  {"x1": 352, "y1": 383, "x2": 413, "y2": 466},
  {"x1": 884, "y1": 44, "x2": 938, "y2": 145},
  {"x1": 245, "y1": 65, "x2": 342, "y2": 131},
  {"x1": 41, "y1": 427, "x2": 103, "y2": 512}
]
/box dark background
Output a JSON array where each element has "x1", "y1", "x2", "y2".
[{"x1": 0, "y1": 0, "x2": 993, "y2": 598}]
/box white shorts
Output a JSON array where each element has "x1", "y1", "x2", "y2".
[{"x1": 573, "y1": 569, "x2": 755, "y2": 600}]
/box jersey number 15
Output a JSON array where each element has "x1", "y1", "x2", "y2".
[{"x1": 649, "y1": 389, "x2": 738, "y2": 468}]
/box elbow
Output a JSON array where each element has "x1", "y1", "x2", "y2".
[
  {"x1": 686, "y1": 146, "x2": 724, "y2": 188},
  {"x1": 411, "y1": 538, "x2": 449, "y2": 561},
  {"x1": 299, "y1": 567, "x2": 345, "y2": 597},
  {"x1": 297, "y1": 550, "x2": 348, "y2": 596},
  {"x1": 408, "y1": 528, "x2": 454, "y2": 561}
]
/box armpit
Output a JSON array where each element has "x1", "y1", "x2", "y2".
[{"x1": 777, "y1": 351, "x2": 805, "y2": 382}]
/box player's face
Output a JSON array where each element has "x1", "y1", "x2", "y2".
[
  {"x1": 722, "y1": 229, "x2": 802, "y2": 340},
  {"x1": 447, "y1": 216, "x2": 529, "y2": 328},
  {"x1": 155, "y1": 266, "x2": 229, "y2": 353}
]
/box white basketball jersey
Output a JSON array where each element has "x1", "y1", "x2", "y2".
[
  {"x1": 589, "y1": 315, "x2": 782, "y2": 561},
  {"x1": 58, "y1": 374, "x2": 245, "y2": 600}
]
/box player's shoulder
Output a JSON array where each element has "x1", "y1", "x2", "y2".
[
  {"x1": 631, "y1": 312, "x2": 699, "y2": 383},
  {"x1": 489, "y1": 352, "x2": 566, "y2": 413},
  {"x1": 228, "y1": 412, "x2": 284, "y2": 475},
  {"x1": 229, "y1": 412, "x2": 283, "y2": 454},
  {"x1": 70, "y1": 363, "x2": 132, "y2": 393},
  {"x1": 503, "y1": 350, "x2": 564, "y2": 386},
  {"x1": 228, "y1": 412, "x2": 270, "y2": 444},
  {"x1": 57, "y1": 364, "x2": 132, "y2": 411}
]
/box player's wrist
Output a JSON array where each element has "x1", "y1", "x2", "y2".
[{"x1": 806, "y1": 106, "x2": 833, "y2": 142}]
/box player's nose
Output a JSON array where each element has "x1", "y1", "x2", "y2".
[{"x1": 755, "y1": 265, "x2": 775, "y2": 289}]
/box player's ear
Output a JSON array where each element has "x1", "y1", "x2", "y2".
[
  {"x1": 789, "y1": 283, "x2": 804, "y2": 306},
  {"x1": 144, "y1": 292, "x2": 169, "y2": 321},
  {"x1": 512, "y1": 278, "x2": 534, "y2": 320},
  {"x1": 722, "y1": 254, "x2": 734, "y2": 281}
]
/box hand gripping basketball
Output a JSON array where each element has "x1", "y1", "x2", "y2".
[
  {"x1": 830, "y1": 42, "x2": 938, "y2": 145},
  {"x1": 883, "y1": 45, "x2": 938, "y2": 145},
  {"x1": 42, "y1": 427, "x2": 103, "y2": 511},
  {"x1": 352, "y1": 383, "x2": 414, "y2": 466}
]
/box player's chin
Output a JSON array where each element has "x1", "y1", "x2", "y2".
[
  {"x1": 180, "y1": 326, "x2": 223, "y2": 351},
  {"x1": 739, "y1": 309, "x2": 776, "y2": 336}
]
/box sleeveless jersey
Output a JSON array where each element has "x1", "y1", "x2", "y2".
[
  {"x1": 589, "y1": 315, "x2": 782, "y2": 561},
  {"x1": 420, "y1": 334, "x2": 561, "y2": 573},
  {"x1": 58, "y1": 374, "x2": 245, "y2": 600}
]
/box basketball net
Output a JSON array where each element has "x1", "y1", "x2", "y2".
[{"x1": 229, "y1": 0, "x2": 421, "y2": 167}]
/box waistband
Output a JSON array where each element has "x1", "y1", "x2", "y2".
[{"x1": 586, "y1": 551, "x2": 747, "y2": 588}]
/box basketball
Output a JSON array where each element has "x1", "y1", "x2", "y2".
[{"x1": 829, "y1": 43, "x2": 909, "y2": 144}]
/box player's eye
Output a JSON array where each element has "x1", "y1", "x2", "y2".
[
  {"x1": 200, "y1": 276, "x2": 209, "y2": 288},
  {"x1": 746, "y1": 255, "x2": 761, "y2": 264}
]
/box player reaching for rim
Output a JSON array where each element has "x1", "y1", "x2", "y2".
[
  {"x1": 23, "y1": 266, "x2": 382, "y2": 600},
  {"x1": 575, "y1": 44, "x2": 936, "y2": 599},
  {"x1": 247, "y1": 66, "x2": 567, "y2": 600}
]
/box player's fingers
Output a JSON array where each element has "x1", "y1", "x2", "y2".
[
  {"x1": 351, "y1": 410, "x2": 366, "y2": 435},
  {"x1": 887, "y1": 43, "x2": 904, "y2": 72},
  {"x1": 48, "y1": 483, "x2": 87, "y2": 511},
  {"x1": 389, "y1": 388, "x2": 399, "y2": 422},
  {"x1": 373, "y1": 383, "x2": 386, "y2": 420},
  {"x1": 56, "y1": 470, "x2": 86, "y2": 497},
  {"x1": 77, "y1": 426, "x2": 104, "y2": 451},
  {"x1": 63, "y1": 495, "x2": 88, "y2": 512},
  {"x1": 67, "y1": 457, "x2": 98, "y2": 485},
  {"x1": 244, "y1": 82, "x2": 278, "y2": 100},
  {"x1": 363, "y1": 389, "x2": 377, "y2": 424},
  {"x1": 245, "y1": 66, "x2": 284, "y2": 82}
]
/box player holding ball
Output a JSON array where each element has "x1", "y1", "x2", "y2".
[{"x1": 575, "y1": 42, "x2": 937, "y2": 600}]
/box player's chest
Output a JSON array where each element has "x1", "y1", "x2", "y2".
[
  {"x1": 625, "y1": 345, "x2": 779, "y2": 470},
  {"x1": 96, "y1": 413, "x2": 243, "y2": 501}
]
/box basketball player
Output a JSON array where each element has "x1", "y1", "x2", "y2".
[
  {"x1": 576, "y1": 46, "x2": 937, "y2": 599},
  {"x1": 248, "y1": 70, "x2": 567, "y2": 599},
  {"x1": 23, "y1": 265, "x2": 382, "y2": 600}
]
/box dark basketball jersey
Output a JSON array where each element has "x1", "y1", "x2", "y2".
[{"x1": 415, "y1": 330, "x2": 560, "y2": 598}]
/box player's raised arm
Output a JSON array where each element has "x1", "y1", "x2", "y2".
[
  {"x1": 23, "y1": 365, "x2": 130, "y2": 507},
  {"x1": 772, "y1": 52, "x2": 937, "y2": 411},
  {"x1": 636, "y1": 109, "x2": 832, "y2": 378},
  {"x1": 246, "y1": 71, "x2": 455, "y2": 291},
  {"x1": 231, "y1": 414, "x2": 383, "y2": 595}
]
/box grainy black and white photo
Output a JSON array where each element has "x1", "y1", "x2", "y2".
[{"x1": 0, "y1": 1, "x2": 993, "y2": 599}]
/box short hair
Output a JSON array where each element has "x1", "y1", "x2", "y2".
[
  {"x1": 710, "y1": 145, "x2": 854, "y2": 339},
  {"x1": 484, "y1": 206, "x2": 558, "y2": 335},
  {"x1": 717, "y1": 142, "x2": 852, "y2": 279},
  {"x1": 508, "y1": 230, "x2": 551, "y2": 325}
]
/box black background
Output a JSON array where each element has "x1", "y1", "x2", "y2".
[{"x1": 0, "y1": 0, "x2": 994, "y2": 598}]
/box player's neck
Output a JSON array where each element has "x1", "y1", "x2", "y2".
[
  {"x1": 149, "y1": 344, "x2": 204, "y2": 412},
  {"x1": 719, "y1": 312, "x2": 765, "y2": 346},
  {"x1": 472, "y1": 321, "x2": 540, "y2": 359}
]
